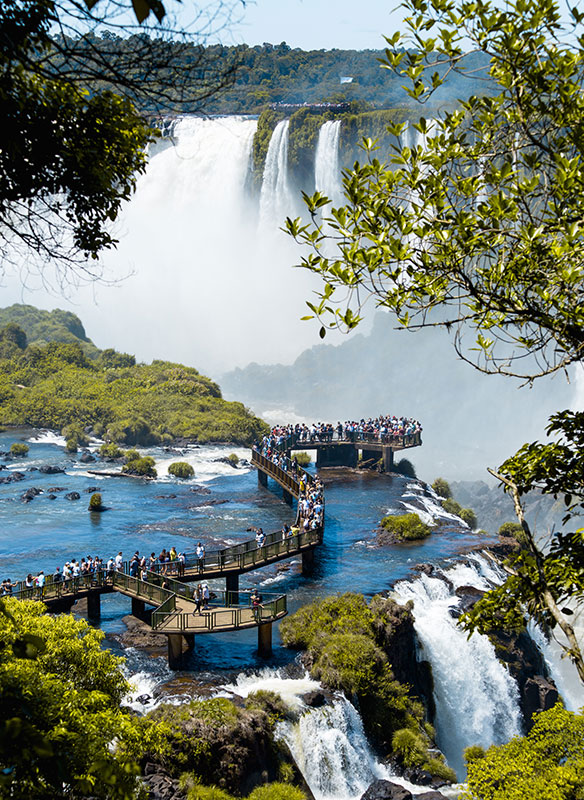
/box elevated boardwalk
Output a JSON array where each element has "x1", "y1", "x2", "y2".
[
  {"x1": 12, "y1": 447, "x2": 322, "y2": 668},
  {"x1": 278, "y1": 430, "x2": 422, "y2": 470}
]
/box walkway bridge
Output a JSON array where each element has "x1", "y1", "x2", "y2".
[
  {"x1": 11, "y1": 450, "x2": 321, "y2": 668},
  {"x1": 275, "y1": 430, "x2": 422, "y2": 471}
]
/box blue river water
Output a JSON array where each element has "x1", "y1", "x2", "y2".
[{"x1": 0, "y1": 427, "x2": 489, "y2": 676}]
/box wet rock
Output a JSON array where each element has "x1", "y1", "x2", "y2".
[
  {"x1": 155, "y1": 494, "x2": 177, "y2": 499},
  {"x1": 301, "y1": 690, "x2": 327, "y2": 707},
  {"x1": 65, "y1": 491, "x2": 81, "y2": 501},
  {"x1": 48, "y1": 494, "x2": 57, "y2": 500},
  {"x1": 451, "y1": 585, "x2": 486, "y2": 617},
  {"x1": 414, "y1": 563, "x2": 435, "y2": 576},
  {"x1": 142, "y1": 769, "x2": 184, "y2": 800},
  {"x1": 79, "y1": 452, "x2": 96, "y2": 463},
  {"x1": 115, "y1": 615, "x2": 167, "y2": 650},
  {"x1": 190, "y1": 498, "x2": 229, "y2": 507},
  {"x1": 21, "y1": 487, "x2": 42, "y2": 502},
  {"x1": 135, "y1": 693, "x2": 152, "y2": 705},
  {"x1": 189, "y1": 485, "x2": 211, "y2": 495},
  {"x1": 401, "y1": 766, "x2": 433, "y2": 785},
  {"x1": 38, "y1": 465, "x2": 65, "y2": 474},
  {"x1": 523, "y1": 676, "x2": 559, "y2": 719},
  {"x1": 27, "y1": 466, "x2": 38, "y2": 471},
  {"x1": 415, "y1": 792, "x2": 448, "y2": 800},
  {"x1": 360, "y1": 780, "x2": 412, "y2": 800},
  {"x1": 47, "y1": 486, "x2": 67, "y2": 492},
  {"x1": 0, "y1": 471, "x2": 25, "y2": 484},
  {"x1": 84, "y1": 486, "x2": 99, "y2": 493}
]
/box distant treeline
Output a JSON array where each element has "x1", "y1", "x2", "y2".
[{"x1": 56, "y1": 34, "x2": 492, "y2": 116}]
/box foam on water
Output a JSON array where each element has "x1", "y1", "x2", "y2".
[{"x1": 27, "y1": 430, "x2": 68, "y2": 447}]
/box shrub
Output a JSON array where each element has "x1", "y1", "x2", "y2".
[
  {"x1": 168, "y1": 461, "x2": 195, "y2": 478},
  {"x1": 498, "y1": 520, "x2": 528, "y2": 546},
  {"x1": 432, "y1": 478, "x2": 452, "y2": 498},
  {"x1": 10, "y1": 442, "x2": 29, "y2": 456},
  {"x1": 88, "y1": 492, "x2": 104, "y2": 511},
  {"x1": 393, "y1": 458, "x2": 417, "y2": 478},
  {"x1": 247, "y1": 784, "x2": 306, "y2": 800},
  {"x1": 280, "y1": 593, "x2": 375, "y2": 650},
  {"x1": 99, "y1": 442, "x2": 124, "y2": 459},
  {"x1": 244, "y1": 690, "x2": 288, "y2": 723},
  {"x1": 459, "y1": 508, "x2": 478, "y2": 529},
  {"x1": 441, "y1": 497, "x2": 463, "y2": 516},
  {"x1": 392, "y1": 728, "x2": 427, "y2": 767},
  {"x1": 380, "y1": 513, "x2": 432, "y2": 541},
  {"x1": 62, "y1": 423, "x2": 89, "y2": 452},
  {"x1": 294, "y1": 452, "x2": 311, "y2": 467},
  {"x1": 227, "y1": 453, "x2": 239, "y2": 467},
  {"x1": 123, "y1": 449, "x2": 140, "y2": 463},
  {"x1": 122, "y1": 456, "x2": 157, "y2": 477}
]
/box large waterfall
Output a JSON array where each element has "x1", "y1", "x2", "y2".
[
  {"x1": 259, "y1": 119, "x2": 295, "y2": 229},
  {"x1": 315, "y1": 120, "x2": 342, "y2": 205},
  {"x1": 392, "y1": 555, "x2": 523, "y2": 778}
]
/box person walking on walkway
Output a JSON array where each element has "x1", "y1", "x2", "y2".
[{"x1": 193, "y1": 584, "x2": 202, "y2": 615}]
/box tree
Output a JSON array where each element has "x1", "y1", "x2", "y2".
[
  {"x1": 0, "y1": 0, "x2": 243, "y2": 279},
  {"x1": 287, "y1": 0, "x2": 584, "y2": 680},
  {"x1": 463, "y1": 703, "x2": 584, "y2": 800},
  {"x1": 0, "y1": 598, "x2": 140, "y2": 799}
]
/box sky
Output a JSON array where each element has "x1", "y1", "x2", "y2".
[{"x1": 227, "y1": 0, "x2": 403, "y2": 51}]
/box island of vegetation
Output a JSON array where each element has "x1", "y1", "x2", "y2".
[{"x1": 0, "y1": 306, "x2": 268, "y2": 447}]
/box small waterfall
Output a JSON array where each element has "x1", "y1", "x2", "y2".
[
  {"x1": 259, "y1": 119, "x2": 294, "y2": 229},
  {"x1": 392, "y1": 555, "x2": 522, "y2": 778},
  {"x1": 314, "y1": 120, "x2": 342, "y2": 205},
  {"x1": 528, "y1": 614, "x2": 584, "y2": 713},
  {"x1": 221, "y1": 670, "x2": 424, "y2": 800}
]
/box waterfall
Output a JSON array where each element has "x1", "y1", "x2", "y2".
[
  {"x1": 392, "y1": 555, "x2": 523, "y2": 778},
  {"x1": 259, "y1": 119, "x2": 295, "y2": 229},
  {"x1": 314, "y1": 120, "x2": 342, "y2": 205},
  {"x1": 220, "y1": 670, "x2": 425, "y2": 800}
]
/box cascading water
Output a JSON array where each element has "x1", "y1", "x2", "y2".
[
  {"x1": 392, "y1": 555, "x2": 523, "y2": 778},
  {"x1": 259, "y1": 119, "x2": 295, "y2": 230},
  {"x1": 221, "y1": 670, "x2": 426, "y2": 800},
  {"x1": 314, "y1": 120, "x2": 342, "y2": 205}
]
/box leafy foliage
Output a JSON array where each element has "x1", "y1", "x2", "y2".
[
  {"x1": 463, "y1": 704, "x2": 584, "y2": 800},
  {"x1": 9, "y1": 442, "x2": 29, "y2": 457},
  {"x1": 168, "y1": 461, "x2": 195, "y2": 478},
  {"x1": 122, "y1": 456, "x2": 157, "y2": 477},
  {"x1": 0, "y1": 337, "x2": 268, "y2": 446},
  {"x1": 294, "y1": 451, "x2": 311, "y2": 467},
  {"x1": 432, "y1": 478, "x2": 452, "y2": 499},
  {"x1": 380, "y1": 513, "x2": 432, "y2": 541},
  {"x1": 88, "y1": 492, "x2": 104, "y2": 511},
  {"x1": 0, "y1": 598, "x2": 139, "y2": 799}
]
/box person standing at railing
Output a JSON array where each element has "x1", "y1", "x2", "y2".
[
  {"x1": 202, "y1": 582, "x2": 210, "y2": 610},
  {"x1": 140, "y1": 564, "x2": 148, "y2": 582},
  {"x1": 196, "y1": 542, "x2": 205, "y2": 574},
  {"x1": 178, "y1": 551, "x2": 185, "y2": 576},
  {"x1": 115, "y1": 552, "x2": 123, "y2": 571},
  {"x1": 250, "y1": 587, "x2": 263, "y2": 621},
  {"x1": 193, "y1": 583, "x2": 203, "y2": 615},
  {"x1": 35, "y1": 571, "x2": 45, "y2": 599},
  {"x1": 53, "y1": 567, "x2": 62, "y2": 596}
]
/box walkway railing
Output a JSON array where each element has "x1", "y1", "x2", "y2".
[{"x1": 274, "y1": 430, "x2": 422, "y2": 448}]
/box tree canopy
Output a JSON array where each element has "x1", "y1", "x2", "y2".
[{"x1": 287, "y1": 0, "x2": 584, "y2": 681}]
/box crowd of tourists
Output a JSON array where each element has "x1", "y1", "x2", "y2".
[{"x1": 258, "y1": 416, "x2": 422, "y2": 448}]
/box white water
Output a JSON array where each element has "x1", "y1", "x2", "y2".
[
  {"x1": 392, "y1": 556, "x2": 522, "y2": 778},
  {"x1": 315, "y1": 120, "x2": 342, "y2": 206},
  {"x1": 259, "y1": 119, "x2": 295, "y2": 230},
  {"x1": 398, "y1": 481, "x2": 470, "y2": 527},
  {"x1": 221, "y1": 670, "x2": 429, "y2": 800}
]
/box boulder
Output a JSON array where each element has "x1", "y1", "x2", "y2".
[
  {"x1": 142, "y1": 769, "x2": 184, "y2": 800},
  {"x1": 415, "y1": 793, "x2": 448, "y2": 800},
  {"x1": 84, "y1": 486, "x2": 99, "y2": 493},
  {"x1": 523, "y1": 676, "x2": 559, "y2": 720},
  {"x1": 21, "y1": 487, "x2": 42, "y2": 502},
  {"x1": 47, "y1": 486, "x2": 67, "y2": 492},
  {"x1": 48, "y1": 494, "x2": 57, "y2": 500},
  {"x1": 39, "y1": 465, "x2": 65, "y2": 474},
  {"x1": 65, "y1": 491, "x2": 81, "y2": 501},
  {"x1": 79, "y1": 452, "x2": 96, "y2": 463},
  {"x1": 301, "y1": 690, "x2": 327, "y2": 707},
  {"x1": 360, "y1": 780, "x2": 412, "y2": 800}
]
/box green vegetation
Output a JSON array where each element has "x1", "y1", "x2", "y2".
[
  {"x1": 168, "y1": 461, "x2": 195, "y2": 478},
  {"x1": 393, "y1": 458, "x2": 416, "y2": 478},
  {"x1": 0, "y1": 306, "x2": 99, "y2": 359},
  {"x1": 294, "y1": 452, "x2": 311, "y2": 467},
  {"x1": 227, "y1": 453, "x2": 239, "y2": 467},
  {"x1": 62, "y1": 423, "x2": 90, "y2": 453},
  {"x1": 498, "y1": 521, "x2": 527, "y2": 546},
  {"x1": 0, "y1": 599, "x2": 139, "y2": 799},
  {"x1": 99, "y1": 443, "x2": 124, "y2": 459},
  {"x1": 463, "y1": 704, "x2": 584, "y2": 800},
  {"x1": 88, "y1": 493, "x2": 104, "y2": 512},
  {"x1": 180, "y1": 779, "x2": 306, "y2": 800},
  {"x1": 459, "y1": 508, "x2": 478, "y2": 529},
  {"x1": 280, "y1": 593, "x2": 455, "y2": 782},
  {"x1": 122, "y1": 456, "x2": 157, "y2": 478},
  {"x1": 432, "y1": 478, "x2": 452, "y2": 499},
  {"x1": 0, "y1": 329, "x2": 268, "y2": 446},
  {"x1": 9, "y1": 443, "x2": 29, "y2": 457},
  {"x1": 379, "y1": 513, "x2": 432, "y2": 541}
]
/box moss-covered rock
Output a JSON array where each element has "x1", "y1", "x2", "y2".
[
  {"x1": 378, "y1": 513, "x2": 432, "y2": 543},
  {"x1": 168, "y1": 461, "x2": 195, "y2": 478}
]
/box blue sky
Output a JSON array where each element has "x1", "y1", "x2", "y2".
[{"x1": 203, "y1": 0, "x2": 405, "y2": 51}]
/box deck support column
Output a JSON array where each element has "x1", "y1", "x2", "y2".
[
  {"x1": 258, "y1": 622, "x2": 272, "y2": 658},
  {"x1": 282, "y1": 488, "x2": 293, "y2": 506},
  {"x1": 167, "y1": 634, "x2": 184, "y2": 670},
  {"x1": 183, "y1": 633, "x2": 195, "y2": 652},
  {"x1": 226, "y1": 573, "x2": 239, "y2": 604},
  {"x1": 131, "y1": 597, "x2": 145, "y2": 618},
  {"x1": 302, "y1": 548, "x2": 315, "y2": 574},
  {"x1": 382, "y1": 447, "x2": 394, "y2": 472},
  {"x1": 87, "y1": 592, "x2": 101, "y2": 619},
  {"x1": 258, "y1": 470, "x2": 268, "y2": 488}
]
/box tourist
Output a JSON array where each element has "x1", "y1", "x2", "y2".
[
  {"x1": 196, "y1": 542, "x2": 205, "y2": 573},
  {"x1": 250, "y1": 587, "x2": 263, "y2": 621},
  {"x1": 53, "y1": 566, "x2": 62, "y2": 593},
  {"x1": 193, "y1": 583, "x2": 202, "y2": 615},
  {"x1": 35, "y1": 571, "x2": 45, "y2": 598},
  {"x1": 202, "y1": 582, "x2": 210, "y2": 610},
  {"x1": 114, "y1": 551, "x2": 123, "y2": 571}
]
